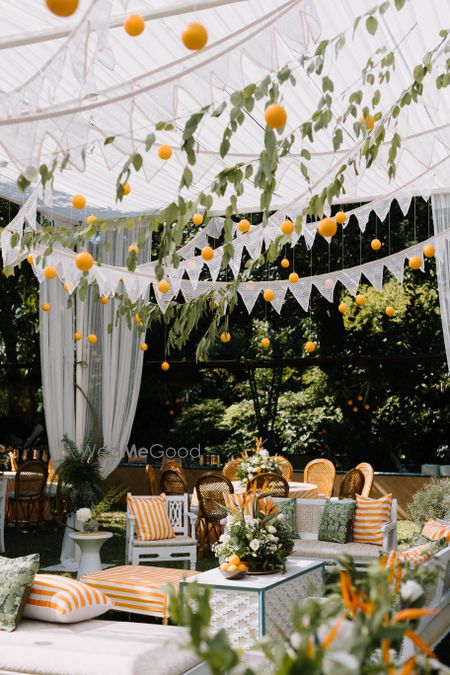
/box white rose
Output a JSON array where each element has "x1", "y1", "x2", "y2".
[
  {"x1": 277, "y1": 513, "x2": 285, "y2": 520},
  {"x1": 220, "y1": 534, "x2": 230, "y2": 544},
  {"x1": 267, "y1": 525, "x2": 277, "y2": 534},
  {"x1": 400, "y1": 579, "x2": 424, "y2": 603},
  {"x1": 250, "y1": 539, "x2": 260, "y2": 551},
  {"x1": 322, "y1": 651, "x2": 359, "y2": 675},
  {"x1": 76, "y1": 507, "x2": 92, "y2": 523}
]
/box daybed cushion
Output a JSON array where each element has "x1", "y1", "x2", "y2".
[
  {"x1": 131, "y1": 535, "x2": 197, "y2": 547},
  {"x1": 291, "y1": 539, "x2": 381, "y2": 562},
  {"x1": 23, "y1": 574, "x2": 113, "y2": 623},
  {"x1": 0, "y1": 619, "x2": 202, "y2": 675}
]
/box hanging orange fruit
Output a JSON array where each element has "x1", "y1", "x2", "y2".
[
  {"x1": 371, "y1": 238, "x2": 382, "y2": 251},
  {"x1": 27, "y1": 254, "x2": 34, "y2": 264},
  {"x1": 158, "y1": 279, "x2": 170, "y2": 294},
  {"x1": 385, "y1": 306, "x2": 395, "y2": 317},
  {"x1": 161, "y1": 361, "x2": 170, "y2": 371},
  {"x1": 261, "y1": 337, "x2": 271, "y2": 349},
  {"x1": 87, "y1": 334, "x2": 97, "y2": 344},
  {"x1": 352, "y1": 406, "x2": 359, "y2": 413},
  {"x1": 75, "y1": 251, "x2": 94, "y2": 272},
  {"x1": 280, "y1": 219, "x2": 294, "y2": 235},
  {"x1": 305, "y1": 340, "x2": 316, "y2": 353},
  {"x1": 338, "y1": 302, "x2": 347, "y2": 314},
  {"x1": 347, "y1": 399, "x2": 353, "y2": 406},
  {"x1": 134, "y1": 314, "x2": 142, "y2": 325},
  {"x1": 72, "y1": 194, "x2": 86, "y2": 209},
  {"x1": 181, "y1": 23, "x2": 208, "y2": 50},
  {"x1": 318, "y1": 217, "x2": 337, "y2": 238},
  {"x1": 74, "y1": 332, "x2": 82, "y2": 341},
  {"x1": 289, "y1": 272, "x2": 299, "y2": 283},
  {"x1": 355, "y1": 294, "x2": 366, "y2": 306},
  {"x1": 264, "y1": 104, "x2": 287, "y2": 130},
  {"x1": 139, "y1": 342, "x2": 148, "y2": 352},
  {"x1": 63, "y1": 281, "x2": 73, "y2": 292},
  {"x1": 128, "y1": 244, "x2": 139, "y2": 255},
  {"x1": 201, "y1": 246, "x2": 214, "y2": 261},
  {"x1": 281, "y1": 258, "x2": 290, "y2": 269},
  {"x1": 263, "y1": 289, "x2": 275, "y2": 302},
  {"x1": 238, "y1": 219, "x2": 250, "y2": 233},
  {"x1": 335, "y1": 211, "x2": 347, "y2": 224},
  {"x1": 158, "y1": 145, "x2": 172, "y2": 160},
  {"x1": 123, "y1": 182, "x2": 131, "y2": 195},
  {"x1": 193, "y1": 213, "x2": 203, "y2": 225},
  {"x1": 124, "y1": 14, "x2": 145, "y2": 36},
  {"x1": 45, "y1": 0, "x2": 78, "y2": 17},
  {"x1": 86, "y1": 215, "x2": 97, "y2": 225},
  {"x1": 100, "y1": 296, "x2": 108, "y2": 305},
  {"x1": 408, "y1": 256, "x2": 422, "y2": 270},
  {"x1": 44, "y1": 265, "x2": 57, "y2": 279},
  {"x1": 41, "y1": 303, "x2": 51, "y2": 312},
  {"x1": 220, "y1": 332, "x2": 231, "y2": 343},
  {"x1": 423, "y1": 244, "x2": 435, "y2": 258},
  {"x1": 359, "y1": 114, "x2": 375, "y2": 130}
]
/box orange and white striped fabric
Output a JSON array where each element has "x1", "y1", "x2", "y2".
[
  {"x1": 127, "y1": 494, "x2": 175, "y2": 541},
  {"x1": 387, "y1": 543, "x2": 433, "y2": 567},
  {"x1": 23, "y1": 574, "x2": 112, "y2": 623},
  {"x1": 81, "y1": 565, "x2": 197, "y2": 619},
  {"x1": 352, "y1": 493, "x2": 393, "y2": 546},
  {"x1": 421, "y1": 519, "x2": 450, "y2": 542},
  {"x1": 224, "y1": 493, "x2": 277, "y2": 515}
]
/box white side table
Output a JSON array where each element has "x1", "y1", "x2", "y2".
[{"x1": 69, "y1": 531, "x2": 113, "y2": 579}]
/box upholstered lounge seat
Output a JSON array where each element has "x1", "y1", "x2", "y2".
[
  {"x1": 130, "y1": 535, "x2": 197, "y2": 547},
  {"x1": 292, "y1": 539, "x2": 382, "y2": 562}
]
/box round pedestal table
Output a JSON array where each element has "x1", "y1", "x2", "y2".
[{"x1": 69, "y1": 531, "x2": 113, "y2": 579}]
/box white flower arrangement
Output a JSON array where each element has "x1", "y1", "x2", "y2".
[
  {"x1": 75, "y1": 507, "x2": 99, "y2": 533},
  {"x1": 236, "y1": 437, "x2": 282, "y2": 484},
  {"x1": 76, "y1": 507, "x2": 92, "y2": 523}
]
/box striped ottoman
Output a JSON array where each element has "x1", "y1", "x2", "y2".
[{"x1": 80, "y1": 565, "x2": 197, "y2": 620}]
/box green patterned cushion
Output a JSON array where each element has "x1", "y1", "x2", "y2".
[
  {"x1": 0, "y1": 554, "x2": 39, "y2": 631},
  {"x1": 318, "y1": 499, "x2": 355, "y2": 544},
  {"x1": 274, "y1": 498, "x2": 298, "y2": 538}
]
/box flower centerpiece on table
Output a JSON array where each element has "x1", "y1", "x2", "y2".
[
  {"x1": 213, "y1": 492, "x2": 294, "y2": 573},
  {"x1": 236, "y1": 437, "x2": 282, "y2": 485},
  {"x1": 75, "y1": 507, "x2": 99, "y2": 533}
]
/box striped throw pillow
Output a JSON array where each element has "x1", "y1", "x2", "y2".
[
  {"x1": 386, "y1": 543, "x2": 433, "y2": 567},
  {"x1": 127, "y1": 495, "x2": 175, "y2": 541},
  {"x1": 23, "y1": 575, "x2": 112, "y2": 623},
  {"x1": 421, "y1": 519, "x2": 450, "y2": 542},
  {"x1": 352, "y1": 494, "x2": 393, "y2": 546}
]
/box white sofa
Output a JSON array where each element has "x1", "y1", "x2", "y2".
[
  {"x1": 284, "y1": 497, "x2": 398, "y2": 565},
  {"x1": 0, "y1": 620, "x2": 207, "y2": 675}
]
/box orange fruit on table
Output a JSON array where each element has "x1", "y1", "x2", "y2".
[
  {"x1": 289, "y1": 272, "x2": 299, "y2": 283},
  {"x1": 228, "y1": 554, "x2": 240, "y2": 566},
  {"x1": 128, "y1": 244, "x2": 139, "y2": 255},
  {"x1": 193, "y1": 213, "x2": 203, "y2": 226},
  {"x1": 158, "y1": 145, "x2": 172, "y2": 160},
  {"x1": 124, "y1": 14, "x2": 145, "y2": 36},
  {"x1": 74, "y1": 332, "x2": 82, "y2": 341},
  {"x1": 26, "y1": 254, "x2": 34, "y2": 264},
  {"x1": 359, "y1": 114, "x2": 375, "y2": 130},
  {"x1": 182, "y1": 23, "x2": 208, "y2": 50},
  {"x1": 408, "y1": 256, "x2": 422, "y2": 270},
  {"x1": 45, "y1": 0, "x2": 78, "y2": 16},
  {"x1": 201, "y1": 246, "x2": 214, "y2": 261},
  {"x1": 227, "y1": 564, "x2": 238, "y2": 572},
  {"x1": 75, "y1": 251, "x2": 94, "y2": 272},
  {"x1": 86, "y1": 215, "x2": 97, "y2": 225},
  {"x1": 338, "y1": 302, "x2": 347, "y2": 314},
  {"x1": 44, "y1": 265, "x2": 57, "y2": 280},
  {"x1": 161, "y1": 361, "x2": 170, "y2": 371},
  {"x1": 238, "y1": 219, "x2": 250, "y2": 233},
  {"x1": 261, "y1": 337, "x2": 271, "y2": 349},
  {"x1": 158, "y1": 279, "x2": 170, "y2": 294},
  {"x1": 385, "y1": 306, "x2": 395, "y2": 317},
  {"x1": 87, "y1": 334, "x2": 97, "y2": 344},
  {"x1": 356, "y1": 294, "x2": 366, "y2": 306},
  {"x1": 335, "y1": 211, "x2": 347, "y2": 224},
  {"x1": 122, "y1": 182, "x2": 131, "y2": 196},
  {"x1": 41, "y1": 303, "x2": 51, "y2": 312},
  {"x1": 238, "y1": 563, "x2": 248, "y2": 571},
  {"x1": 280, "y1": 219, "x2": 294, "y2": 235},
  {"x1": 423, "y1": 244, "x2": 435, "y2": 258},
  {"x1": 220, "y1": 562, "x2": 229, "y2": 571},
  {"x1": 100, "y1": 296, "x2": 108, "y2": 305},
  {"x1": 318, "y1": 217, "x2": 337, "y2": 238},
  {"x1": 371, "y1": 238, "x2": 382, "y2": 251},
  {"x1": 220, "y1": 332, "x2": 231, "y2": 343},
  {"x1": 139, "y1": 342, "x2": 148, "y2": 352},
  {"x1": 264, "y1": 103, "x2": 287, "y2": 130},
  {"x1": 72, "y1": 194, "x2": 86, "y2": 209},
  {"x1": 280, "y1": 258, "x2": 290, "y2": 269},
  {"x1": 305, "y1": 341, "x2": 316, "y2": 353},
  {"x1": 263, "y1": 288, "x2": 275, "y2": 302}
]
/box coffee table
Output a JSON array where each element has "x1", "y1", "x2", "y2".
[
  {"x1": 69, "y1": 531, "x2": 113, "y2": 579},
  {"x1": 180, "y1": 558, "x2": 324, "y2": 648}
]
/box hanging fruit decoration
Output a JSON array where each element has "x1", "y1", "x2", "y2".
[
  {"x1": 220, "y1": 332, "x2": 231, "y2": 343},
  {"x1": 193, "y1": 213, "x2": 203, "y2": 225},
  {"x1": 385, "y1": 306, "x2": 395, "y2": 317},
  {"x1": 139, "y1": 343, "x2": 148, "y2": 352},
  {"x1": 261, "y1": 337, "x2": 271, "y2": 349},
  {"x1": 45, "y1": 0, "x2": 79, "y2": 17},
  {"x1": 44, "y1": 265, "x2": 57, "y2": 279},
  {"x1": 408, "y1": 256, "x2": 422, "y2": 270},
  {"x1": 338, "y1": 302, "x2": 347, "y2": 314},
  {"x1": 86, "y1": 215, "x2": 97, "y2": 225},
  {"x1": 158, "y1": 279, "x2": 170, "y2": 294},
  {"x1": 357, "y1": 395, "x2": 363, "y2": 401},
  {"x1": 263, "y1": 289, "x2": 275, "y2": 302},
  {"x1": 371, "y1": 238, "x2": 382, "y2": 251},
  {"x1": 238, "y1": 219, "x2": 250, "y2": 233},
  {"x1": 423, "y1": 244, "x2": 435, "y2": 258},
  {"x1": 75, "y1": 251, "x2": 94, "y2": 272},
  {"x1": 72, "y1": 194, "x2": 86, "y2": 209},
  {"x1": 27, "y1": 254, "x2": 34, "y2": 264},
  {"x1": 264, "y1": 104, "x2": 287, "y2": 130},
  {"x1": 347, "y1": 399, "x2": 353, "y2": 406},
  {"x1": 335, "y1": 211, "x2": 347, "y2": 224},
  {"x1": 364, "y1": 403, "x2": 370, "y2": 410},
  {"x1": 280, "y1": 219, "x2": 294, "y2": 235},
  {"x1": 63, "y1": 281, "x2": 73, "y2": 292},
  {"x1": 280, "y1": 258, "x2": 290, "y2": 269},
  {"x1": 41, "y1": 303, "x2": 51, "y2": 312},
  {"x1": 124, "y1": 14, "x2": 145, "y2": 36},
  {"x1": 352, "y1": 406, "x2": 359, "y2": 413},
  {"x1": 289, "y1": 272, "x2": 299, "y2": 284},
  {"x1": 158, "y1": 145, "x2": 172, "y2": 160},
  {"x1": 201, "y1": 246, "x2": 214, "y2": 261},
  {"x1": 318, "y1": 217, "x2": 337, "y2": 238},
  {"x1": 305, "y1": 340, "x2": 316, "y2": 353},
  {"x1": 122, "y1": 182, "x2": 131, "y2": 196},
  {"x1": 161, "y1": 361, "x2": 170, "y2": 371},
  {"x1": 74, "y1": 332, "x2": 82, "y2": 341},
  {"x1": 99, "y1": 296, "x2": 108, "y2": 305},
  {"x1": 182, "y1": 23, "x2": 208, "y2": 50},
  {"x1": 128, "y1": 244, "x2": 139, "y2": 255},
  {"x1": 355, "y1": 294, "x2": 366, "y2": 306},
  {"x1": 134, "y1": 314, "x2": 142, "y2": 325},
  {"x1": 87, "y1": 334, "x2": 97, "y2": 344}
]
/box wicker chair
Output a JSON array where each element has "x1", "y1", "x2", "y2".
[
  {"x1": 8, "y1": 459, "x2": 48, "y2": 526},
  {"x1": 275, "y1": 457, "x2": 293, "y2": 481},
  {"x1": 247, "y1": 472, "x2": 289, "y2": 497},
  {"x1": 160, "y1": 467, "x2": 187, "y2": 495},
  {"x1": 222, "y1": 458, "x2": 241, "y2": 482},
  {"x1": 338, "y1": 468, "x2": 365, "y2": 499},
  {"x1": 304, "y1": 458, "x2": 336, "y2": 498},
  {"x1": 355, "y1": 462, "x2": 374, "y2": 497},
  {"x1": 195, "y1": 473, "x2": 234, "y2": 556},
  {"x1": 145, "y1": 464, "x2": 159, "y2": 495}
]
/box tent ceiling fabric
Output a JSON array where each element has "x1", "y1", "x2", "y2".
[{"x1": 0, "y1": 0, "x2": 449, "y2": 219}]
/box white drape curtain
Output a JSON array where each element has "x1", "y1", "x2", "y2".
[{"x1": 431, "y1": 193, "x2": 450, "y2": 374}]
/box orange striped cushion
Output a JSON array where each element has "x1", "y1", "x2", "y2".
[
  {"x1": 421, "y1": 519, "x2": 450, "y2": 542},
  {"x1": 352, "y1": 494, "x2": 393, "y2": 546},
  {"x1": 23, "y1": 574, "x2": 112, "y2": 623},
  {"x1": 224, "y1": 493, "x2": 277, "y2": 516},
  {"x1": 127, "y1": 495, "x2": 175, "y2": 541},
  {"x1": 387, "y1": 543, "x2": 433, "y2": 567}
]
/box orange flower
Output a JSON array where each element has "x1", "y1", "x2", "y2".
[
  {"x1": 400, "y1": 657, "x2": 416, "y2": 675},
  {"x1": 339, "y1": 571, "x2": 355, "y2": 613},
  {"x1": 404, "y1": 630, "x2": 437, "y2": 658},
  {"x1": 392, "y1": 608, "x2": 438, "y2": 624},
  {"x1": 321, "y1": 614, "x2": 344, "y2": 648}
]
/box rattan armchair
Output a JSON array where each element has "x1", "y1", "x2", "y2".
[
  {"x1": 247, "y1": 472, "x2": 289, "y2": 497},
  {"x1": 145, "y1": 464, "x2": 159, "y2": 495},
  {"x1": 160, "y1": 467, "x2": 188, "y2": 495},
  {"x1": 8, "y1": 459, "x2": 48, "y2": 526},
  {"x1": 355, "y1": 462, "x2": 374, "y2": 497},
  {"x1": 338, "y1": 468, "x2": 365, "y2": 499},
  {"x1": 222, "y1": 458, "x2": 241, "y2": 482},
  {"x1": 195, "y1": 473, "x2": 233, "y2": 556},
  {"x1": 275, "y1": 457, "x2": 293, "y2": 481},
  {"x1": 304, "y1": 458, "x2": 336, "y2": 498}
]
